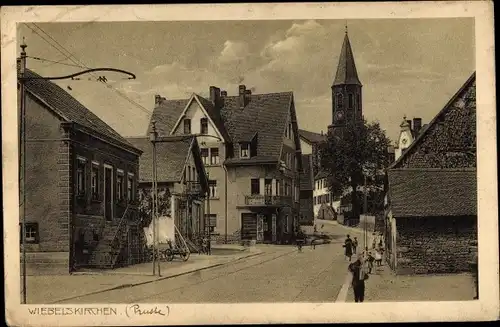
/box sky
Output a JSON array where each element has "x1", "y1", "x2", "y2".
[{"x1": 17, "y1": 18, "x2": 475, "y2": 143}]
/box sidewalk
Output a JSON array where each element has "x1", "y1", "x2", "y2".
[
  {"x1": 345, "y1": 262, "x2": 475, "y2": 302},
  {"x1": 24, "y1": 246, "x2": 262, "y2": 304}
]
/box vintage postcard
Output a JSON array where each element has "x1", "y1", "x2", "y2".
[{"x1": 2, "y1": 2, "x2": 498, "y2": 325}]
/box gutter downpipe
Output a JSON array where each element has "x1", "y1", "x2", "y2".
[{"x1": 222, "y1": 164, "x2": 228, "y2": 244}]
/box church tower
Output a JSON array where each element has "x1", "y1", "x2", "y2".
[{"x1": 328, "y1": 27, "x2": 363, "y2": 137}]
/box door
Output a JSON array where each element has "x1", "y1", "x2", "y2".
[
  {"x1": 256, "y1": 214, "x2": 264, "y2": 242},
  {"x1": 104, "y1": 165, "x2": 113, "y2": 221},
  {"x1": 271, "y1": 214, "x2": 277, "y2": 242},
  {"x1": 241, "y1": 213, "x2": 257, "y2": 240}
]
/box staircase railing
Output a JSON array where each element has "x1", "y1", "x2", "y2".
[{"x1": 109, "y1": 204, "x2": 131, "y2": 268}]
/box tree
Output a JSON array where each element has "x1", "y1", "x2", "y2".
[
  {"x1": 319, "y1": 118, "x2": 391, "y2": 219},
  {"x1": 138, "y1": 187, "x2": 172, "y2": 228}
]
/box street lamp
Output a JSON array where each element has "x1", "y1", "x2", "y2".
[{"x1": 18, "y1": 39, "x2": 137, "y2": 303}]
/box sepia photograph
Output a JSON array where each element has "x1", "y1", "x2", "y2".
[{"x1": 2, "y1": 2, "x2": 498, "y2": 325}]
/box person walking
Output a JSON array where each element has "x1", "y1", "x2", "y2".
[
  {"x1": 343, "y1": 235, "x2": 354, "y2": 261},
  {"x1": 349, "y1": 254, "x2": 369, "y2": 302},
  {"x1": 353, "y1": 237, "x2": 359, "y2": 254}
]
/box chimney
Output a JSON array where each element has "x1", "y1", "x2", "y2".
[
  {"x1": 221, "y1": 90, "x2": 227, "y2": 97},
  {"x1": 238, "y1": 84, "x2": 246, "y2": 108},
  {"x1": 413, "y1": 118, "x2": 422, "y2": 135},
  {"x1": 155, "y1": 94, "x2": 163, "y2": 106},
  {"x1": 209, "y1": 86, "x2": 221, "y2": 104},
  {"x1": 245, "y1": 89, "x2": 252, "y2": 104}
]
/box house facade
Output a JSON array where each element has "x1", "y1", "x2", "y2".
[
  {"x1": 127, "y1": 136, "x2": 209, "y2": 249},
  {"x1": 299, "y1": 154, "x2": 314, "y2": 226},
  {"x1": 148, "y1": 85, "x2": 303, "y2": 244},
  {"x1": 313, "y1": 172, "x2": 341, "y2": 220},
  {"x1": 386, "y1": 72, "x2": 477, "y2": 274},
  {"x1": 22, "y1": 69, "x2": 143, "y2": 274}
]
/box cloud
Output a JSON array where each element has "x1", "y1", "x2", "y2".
[{"x1": 218, "y1": 40, "x2": 249, "y2": 64}]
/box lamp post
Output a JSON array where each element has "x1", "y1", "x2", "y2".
[{"x1": 18, "y1": 40, "x2": 137, "y2": 303}]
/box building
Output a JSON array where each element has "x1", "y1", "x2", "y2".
[
  {"x1": 328, "y1": 29, "x2": 363, "y2": 136},
  {"x1": 313, "y1": 171, "x2": 341, "y2": 220},
  {"x1": 148, "y1": 85, "x2": 303, "y2": 244},
  {"x1": 386, "y1": 72, "x2": 477, "y2": 274},
  {"x1": 21, "y1": 69, "x2": 143, "y2": 273},
  {"x1": 298, "y1": 129, "x2": 326, "y2": 176},
  {"x1": 394, "y1": 116, "x2": 427, "y2": 161},
  {"x1": 126, "y1": 135, "x2": 209, "y2": 248},
  {"x1": 299, "y1": 154, "x2": 314, "y2": 226}
]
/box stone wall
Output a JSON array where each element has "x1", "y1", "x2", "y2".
[{"x1": 395, "y1": 215, "x2": 477, "y2": 274}]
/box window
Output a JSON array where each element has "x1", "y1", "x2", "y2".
[
  {"x1": 76, "y1": 158, "x2": 86, "y2": 196},
  {"x1": 187, "y1": 166, "x2": 191, "y2": 182},
  {"x1": 201, "y1": 148, "x2": 209, "y2": 165},
  {"x1": 117, "y1": 172, "x2": 124, "y2": 201},
  {"x1": 276, "y1": 180, "x2": 280, "y2": 196},
  {"x1": 91, "y1": 164, "x2": 99, "y2": 200},
  {"x1": 336, "y1": 93, "x2": 343, "y2": 109},
  {"x1": 127, "y1": 173, "x2": 134, "y2": 202},
  {"x1": 210, "y1": 148, "x2": 219, "y2": 165},
  {"x1": 284, "y1": 182, "x2": 289, "y2": 196},
  {"x1": 265, "y1": 179, "x2": 272, "y2": 196},
  {"x1": 192, "y1": 167, "x2": 196, "y2": 182},
  {"x1": 200, "y1": 118, "x2": 208, "y2": 134},
  {"x1": 251, "y1": 178, "x2": 260, "y2": 195},
  {"x1": 348, "y1": 93, "x2": 354, "y2": 108},
  {"x1": 240, "y1": 143, "x2": 250, "y2": 158},
  {"x1": 205, "y1": 214, "x2": 217, "y2": 227},
  {"x1": 209, "y1": 180, "x2": 217, "y2": 198},
  {"x1": 20, "y1": 222, "x2": 39, "y2": 244},
  {"x1": 183, "y1": 119, "x2": 191, "y2": 134},
  {"x1": 327, "y1": 193, "x2": 330, "y2": 203},
  {"x1": 288, "y1": 123, "x2": 293, "y2": 139}
]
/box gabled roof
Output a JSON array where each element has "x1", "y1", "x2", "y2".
[
  {"x1": 126, "y1": 135, "x2": 207, "y2": 190},
  {"x1": 332, "y1": 32, "x2": 362, "y2": 87},
  {"x1": 23, "y1": 69, "x2": 140, "y2": 155},
  {"x1": 221, "y1": 91, "x2": 295, "y2": 164},
  {"x1": 390, "y1": 72, "x2": 476, "y2": 169},
  {"x1": 300, "y1": 154, "x2": 313, "y2": 190},
  {"x1": 147, "y1": 99, "x2": 189, "y2": 136},
  {"x1": 388, "y1": 168, "x2": 477, "y2": 217},
  {"x1": 299, "y1": 129, "x2": 327, "y2": 144},
  {"x1": 195, "y1": 94, "x2": 232, "y2": 142}
]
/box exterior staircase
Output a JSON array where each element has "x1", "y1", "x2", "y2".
[{"x1": 87, "y1": 206, "x2": 133, "y2": 269}]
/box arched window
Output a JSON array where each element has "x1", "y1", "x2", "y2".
[
  {"x1": 348, "y1": 93, "x2": 354, "y2": 109},
  {"x1": 336, "y1": 93, "x2": 343, "y2": 109}
]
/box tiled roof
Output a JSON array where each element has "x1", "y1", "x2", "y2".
[
  {"x1": 390, "y1": 72, "x2": 476, "y2": 169},
  {"x1": 195, "y1": 94, "x2": 231, "y2": 142},
  {"x1": 299, "y1": 129, "x2": 327, "y2": 144},
  {"x1": 333, "y1": 33, "x2": 362, "y2": 86},
  {"x1": 126, "y1": 136, "x2": 194, "y2": 183},
  {"x1": 24, "y1": 69, "x2": 140, "y2": 154},
  {"x1": 300, "y1": 154, "x2": 313, "y2": 190},
  {"x1": 224, "y1": 155, "x2": 278, "y2": 166},
  {"x1": 221, "y1": 92, "x2": 294, "y2": 163},
  {"x1": 147, "y1": 99, "x2": 189, "y2": 136},
  {"x1": 388, "y1": 169, "x2": 477, "y2": 217}
]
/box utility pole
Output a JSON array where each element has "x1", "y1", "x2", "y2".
[
  {"x1": 207, "y1": 171, "x2": 211, "y2": 255},
  {"x1": 150, "y1": 121, "x2": 158, "y2": 276},
  {"x1": 19, "y1": 39, "x2": 27, "y2": 305}
]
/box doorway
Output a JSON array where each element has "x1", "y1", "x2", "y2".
[
  {"x1": 104, "y1": 165, "x2": 113, "y2": 221},
  {"x1": 241, "y1": 213, "x2": 257, "y2": 240}
]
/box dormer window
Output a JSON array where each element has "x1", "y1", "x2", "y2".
[
  {"x1": 183, "y1": 119, "x2": 191, "y2": 134},
  {"x1": 200, "y1": 118, "x2": 208, "y2": 134},
  {"x1": 241, "y1": 143, "x2": 250, "y2": 158}
]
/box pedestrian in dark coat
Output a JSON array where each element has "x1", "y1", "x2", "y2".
[
  {"x1": 343, "y1": 235, "x2": 353, "y2": 261},
  {"x1": 349, "y1": 254, "x2": 369, "y2": 302}
]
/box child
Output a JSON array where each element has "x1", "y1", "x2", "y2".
[
  {"x1": 375, "y1": 249, "x2": 383, "y2": 267},
  {"x1": 364, "y1": 248, "x2": 375, "y2": 274}
]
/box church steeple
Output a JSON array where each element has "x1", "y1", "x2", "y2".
[
  {"x1": 332, "y1": 30, "x2": 362, "y2": 87},
  {"x1": 328, "y1": 28, "x2": 363, "y2": 136}
]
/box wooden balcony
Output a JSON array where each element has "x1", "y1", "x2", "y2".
[{"x1": 243, "y1": 194, "x2": 293, "y2": 207}]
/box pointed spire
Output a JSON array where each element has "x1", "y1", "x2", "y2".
[{"x1": 332, "y1": 31, "x2": 362, "y2": 87}]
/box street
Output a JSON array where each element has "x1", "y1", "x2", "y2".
[{"x1": 58, "y1": 222, "x2": 362, "y2": 303}]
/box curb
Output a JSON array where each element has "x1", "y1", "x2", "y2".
[{"x1": 50, "y1": 251, "x2": 263, "y2": 304}]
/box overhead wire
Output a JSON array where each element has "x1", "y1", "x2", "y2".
[{"x1": 26, "y1": 23, "x2": 152, "y2": 116}]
